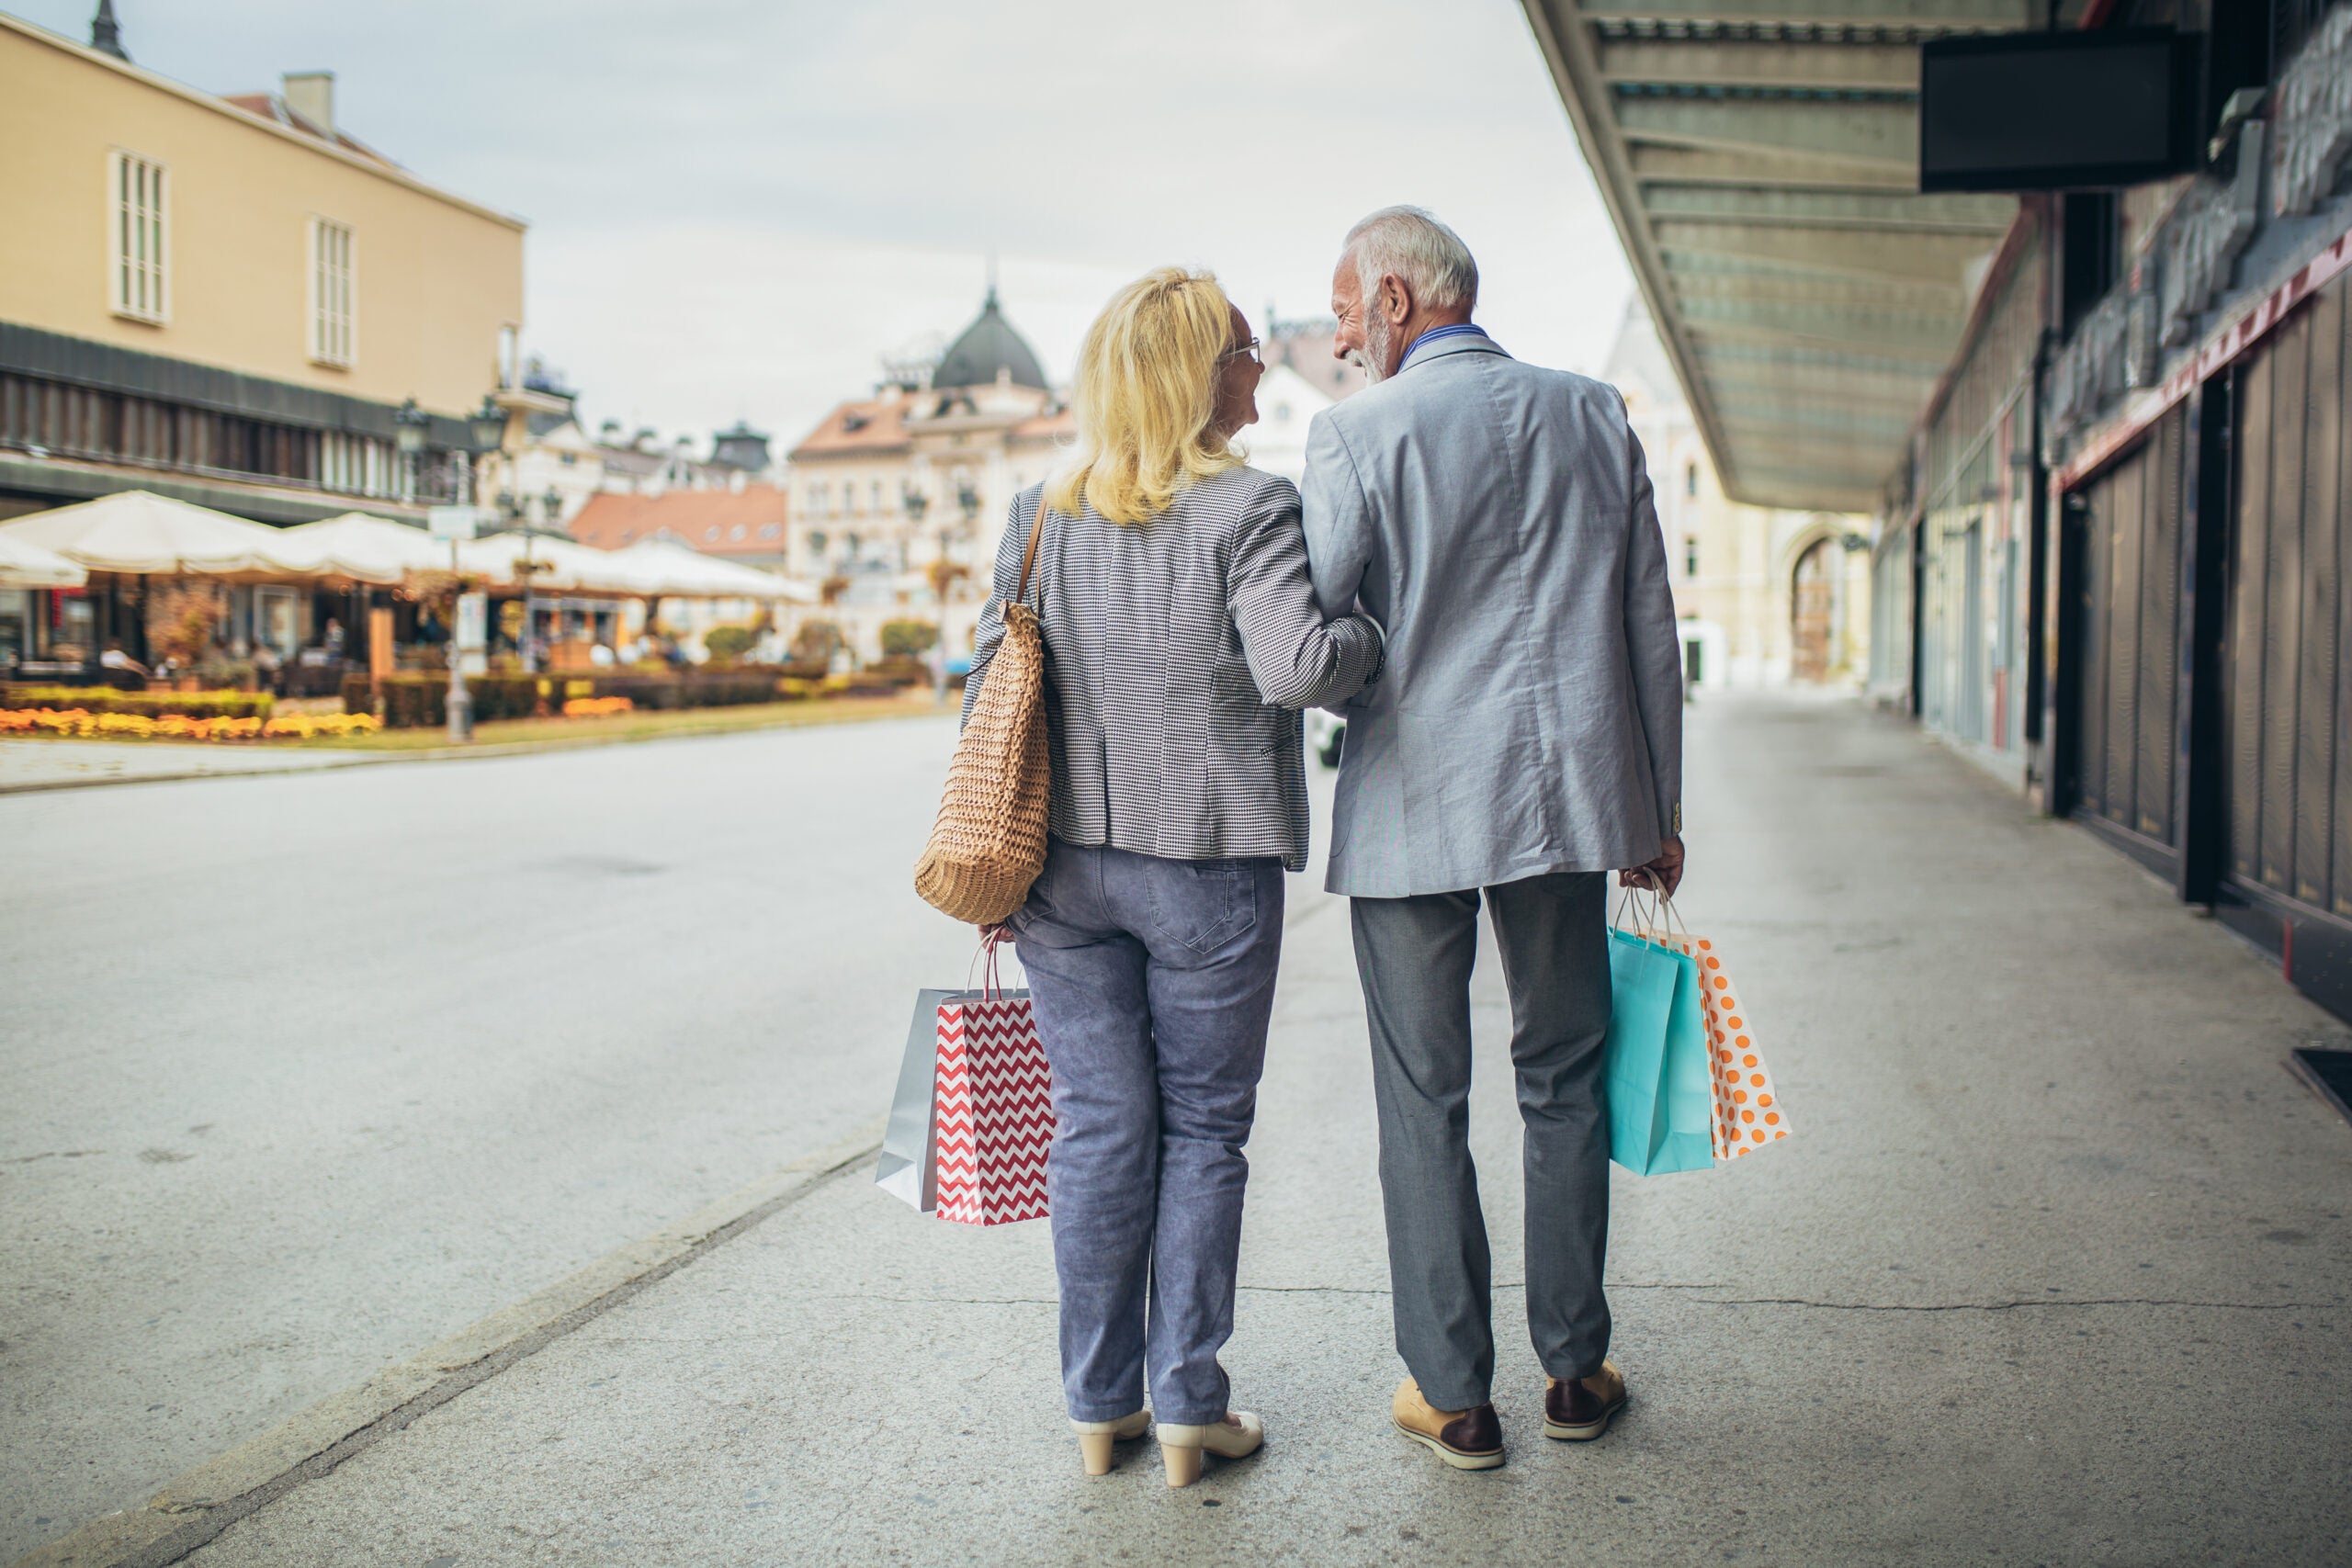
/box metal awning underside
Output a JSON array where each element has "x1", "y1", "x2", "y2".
[{"x1": 1520, "y1": 0, "x2": 2030, "y2": 513}]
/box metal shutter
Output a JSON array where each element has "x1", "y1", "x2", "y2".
[
  {"x1": 2072, "y1": 400, "x2": 2188, "y2": 855},
  {"x1": 2227, "y1": 271, "x2": 2352, "y2": 920}
]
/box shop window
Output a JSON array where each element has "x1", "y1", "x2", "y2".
[
  {"x1": 0, "y1": 589, "x2": 28, "y2": 665},
  {"x1": 109, "y1": 151, "x2": 168, "y2": 324}
]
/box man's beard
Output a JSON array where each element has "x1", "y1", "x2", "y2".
[{"x1": 1351, "y1": 312, "x2": 1394, "y2": 385}]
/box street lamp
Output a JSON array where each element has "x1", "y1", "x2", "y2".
[
  {"x1": 467, "y1": 395, "x2": 506, "y2": 508},
  {"x1": 469, "y1": 395, "x2": 507, "y2": 457},
  {"x1": 392, "y1": 397, "x2": 428, "y2": 502},
  {"x1": 437, "y1": 395, "x2": 505, "y2": 744}
]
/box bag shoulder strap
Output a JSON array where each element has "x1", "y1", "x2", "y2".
[{"x1": 1014, "y1": 493, "x2": 1049, "y2": 608}]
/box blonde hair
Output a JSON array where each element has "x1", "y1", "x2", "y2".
[{"x1": 1046, "y1": 266, "x2": 1244, "y2": 525}]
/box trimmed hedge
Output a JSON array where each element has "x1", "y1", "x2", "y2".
[
  {"x1": 351, "y1": 675, "x2": 547, "y2": 729},
  {"x1": 702, "y1": 626, "x2": 756, "y2": 663},
  {"x1": 866, "y1": 656, "x2": 931, "y2": 686},
  {"x1": 1, "y1": 684, "x2": 274, "y2": 720},
  {"x1": 591, "y1": 671, "x2": 778, "y2": 711},
  {"x1": 346, "y1": 671, "x2": 789, "y2": 728}
]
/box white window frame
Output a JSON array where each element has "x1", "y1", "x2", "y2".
[
  {"x1": 308, "y1": 217, "x2": 356, "y2": 368},
  {"x1": 107, "y1": 150, "x2": 169, "y2": 324}
]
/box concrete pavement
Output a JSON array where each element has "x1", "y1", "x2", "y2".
[
  {"x1": 0, "y1": 739, "x2": 379, "y2": 793},
  {"x1": 0, "y1": 716, "x2": 981, "y2": 1562},
  {"x1": 36, "y1": 691, "x2": 2339, "y2": 1566},
  {"x1": 18, "y1": 700, "x2": 2352, "y2": 1568}
]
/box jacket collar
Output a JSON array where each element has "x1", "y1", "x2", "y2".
[{"x1": 1399, "y1": 325, "x2": 1509, "y2": 374}]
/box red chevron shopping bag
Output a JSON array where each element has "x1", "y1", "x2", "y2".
[{"x1": 931, "y1": 943, "x2": 1054, "y2": 1226}]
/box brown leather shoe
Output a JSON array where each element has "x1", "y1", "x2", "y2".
[
  {"x1": 1392, "y1": 1377, "x2": 1504, "y2": 1470},
  {"x1": 1544, "y1": 1359, "x2": 1628, "y2": 1440}
]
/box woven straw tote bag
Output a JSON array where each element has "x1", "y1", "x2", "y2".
[{"x1": 913, "y1": 498, "x2": 1054, "y2": 925}]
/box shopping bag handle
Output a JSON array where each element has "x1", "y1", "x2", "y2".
[
  {"x1": 1611, "y1": 877, "x2": 1690, "y2": 946},
  {"x1": 966, "y1": 927, "x2": 1023, "y2": 998}
]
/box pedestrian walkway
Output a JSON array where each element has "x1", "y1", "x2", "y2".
[
  {"x1": 0, "y1": 739, "x2": 377, "y2": 793},
  {"x1": 93, "y1": 694, "x2": 2352, "y2": 1565}
]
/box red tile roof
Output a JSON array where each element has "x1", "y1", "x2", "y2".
[
  {"x1": 789, "y1": 397, "x2": 914, "y2": 459},
  {"x1": 220, "y1": 93, "x2": 401, "y2": 168},
  {"x1": 570, "y1": 486, "x2": 791, "y2": 557}
]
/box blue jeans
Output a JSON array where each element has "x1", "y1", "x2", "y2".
[{"x1": 1010, "y1": 840, "x2": 1285, "y2": 1426}]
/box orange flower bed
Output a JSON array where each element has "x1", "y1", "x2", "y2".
[
  {"x1": 561, "y1": 695, "x2": 635, "y2": 717},
  {"x1": 0, "y1": 706, "x2": 383, "y2": 742}
]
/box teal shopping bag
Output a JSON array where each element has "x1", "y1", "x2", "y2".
[{"x1": 1604, "y1": 929, "x2": 1716, "y2": 1175}]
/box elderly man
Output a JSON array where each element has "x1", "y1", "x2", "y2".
[{"x1": 1301, "y1": 206, "x2": 1684, "y2": 1471}]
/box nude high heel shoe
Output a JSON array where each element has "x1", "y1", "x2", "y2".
[
  {"x1": 1155, "y1": 1411, "x2": 1264, "y2": 1487},
  {"x1": 1071, "y1": 1410, "x2": 1151, "y2": 1475}
]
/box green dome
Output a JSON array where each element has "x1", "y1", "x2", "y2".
[{"x1": 932, "y1": 288, "x2": 1047, "y2": 391}]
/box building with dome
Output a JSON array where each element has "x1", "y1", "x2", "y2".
[{"x1": 785, "y1": 287, "x2": 1072, "y2": 662}]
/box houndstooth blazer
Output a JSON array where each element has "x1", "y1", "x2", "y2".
[{"x1": 962, "y1": 468, "x2": 1383, "y2": 873}]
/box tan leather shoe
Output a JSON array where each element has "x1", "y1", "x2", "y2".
[
  {"x1": 1543, "y1": 1359, "x2": 1628, "y2": 1440},
  {"x1": 1071, "y1": 1410, "x2": 1150, "y2": 1475},
  {"x1": 1156, "y1": 1411, "x2": 1263, "y2": 1487},
  {"x1": 1392, "y1": 1377, "x2": 1504, "y2": 1470}
]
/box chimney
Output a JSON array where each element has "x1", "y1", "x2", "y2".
[
  {"x1": 89, "y1": 1, "x2": 127, "y2": 61},
  {"x1": 282, "y1": 72, "x2": 334, "y2": 137}
]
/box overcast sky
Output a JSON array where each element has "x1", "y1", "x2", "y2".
[{"x1": 17, "y1": 0, "x2": 1634, "y2": 451}]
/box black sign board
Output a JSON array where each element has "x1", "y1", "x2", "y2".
[{"x1": 1919, "y1": 29, "x2": 2198, "y2": 192}]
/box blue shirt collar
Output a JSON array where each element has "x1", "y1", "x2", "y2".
[{"x1": 1400, "y1": 322, "x2": 1500, "y2": 368}]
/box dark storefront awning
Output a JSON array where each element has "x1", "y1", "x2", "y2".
[{"x1": 1519, "y1": 0, "x2": 2029, "y2": 512}]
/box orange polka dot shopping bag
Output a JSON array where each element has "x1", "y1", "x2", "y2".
[{"x1": 1605, "y1": 886, "x2": 1792, "y2": 1172}]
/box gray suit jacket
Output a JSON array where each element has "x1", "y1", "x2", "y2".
[{"x1": 1301, "y1": 330, "x2": 1682, "y2": 897}]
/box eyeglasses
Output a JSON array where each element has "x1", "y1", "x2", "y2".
[{"x1": 1219, "y1": 338, "x2": 1263, "y2": 367}]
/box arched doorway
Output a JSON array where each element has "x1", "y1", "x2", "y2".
[{"x1": 1791, "y1": 537, "x2": 1838, "y2": 682}]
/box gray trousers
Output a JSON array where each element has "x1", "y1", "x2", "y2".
[
  {"x1": 1350, "y1": 872, "x2": 1612, "y2": 1411},
  {"x1": 1012, "y1": 840, "x2": 1284, "y2": 1426}
]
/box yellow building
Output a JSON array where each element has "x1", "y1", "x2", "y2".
[
  {"x1": 1606, "y1": 300, "x2": 1873, "y2": 690},
  {"x1": 0, "y1": 9, "x2": 526, "y2": 528}
]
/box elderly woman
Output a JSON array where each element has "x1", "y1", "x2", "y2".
[{"x1": 963, "y1": 267, "x2": 1382, "y2": 1486}]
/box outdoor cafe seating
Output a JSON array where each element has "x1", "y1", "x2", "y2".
[{"x1": 0, "y1": 490, "x2": 810, "y2": 694}]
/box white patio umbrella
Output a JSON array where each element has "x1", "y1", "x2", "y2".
[
  {"x1": 270, "y1": 513, "x2": 451, "y2": 584},
  {"x1": 0, "y1": 490, "x2": 303, "y2": 577},
  {"x1": 618, "y1": 538, "x2": 814, "y2": 601},
  {"x1": 460, "y1": 532, "x2": 647, "y2": 594},
  {"x1": 0, "y1": 532, "x2": 88, "y2": 589}
]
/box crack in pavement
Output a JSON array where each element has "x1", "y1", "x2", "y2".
[
  {"x1": 1681, "y1": 1295, "x2": 2340, "y2": 1313},
  {"x1": 808, "y1": 1287, "x2": 2338, "y2": 1314}
]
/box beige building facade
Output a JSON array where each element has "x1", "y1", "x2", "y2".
[{"x1": 0, "y1": 11, "x2": 526, "y2": 527}]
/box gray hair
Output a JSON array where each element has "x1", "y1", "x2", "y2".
[{"x1": 1344, "y1": 206, "x2": 1478, "y2": 314}]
